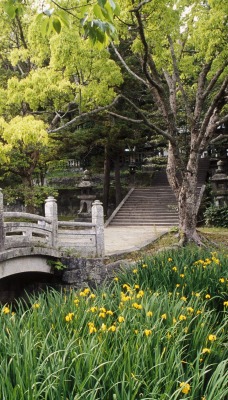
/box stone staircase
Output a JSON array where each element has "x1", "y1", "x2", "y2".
[
  {"x1": 106, "y1": 158, "x2": 210, "y2": 227},
  {"x1": 106, "y1": 187, "x2": 179, "y2": 226}
]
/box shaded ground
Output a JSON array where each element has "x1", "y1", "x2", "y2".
[
  {"x1": 104, "y1": 226, "x2": 169, "y2": 257},
  {"x1": 198, "y1": 227, "x2": 228, "y2": 249}
]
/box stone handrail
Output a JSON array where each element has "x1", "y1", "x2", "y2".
[
  {"x1": 58, "y1": 221, "x2": 96, "y2": 227},
  {"x1": 0, "y1": 189, "x2": 104, "y2": 257},
  {"x1": 3, "y1": 212, "x2": 52, "y2": 223},
  {"x1": 105, "y1": 188, "x2": 135, "y2": 227}
]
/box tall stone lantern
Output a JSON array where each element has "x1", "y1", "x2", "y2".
[
  {"x1": 77, "y1": 170, "x2": 96, "y2": 221},
  {"x1": 211, "y1": 160, "x2": 228, "y2": 206}
]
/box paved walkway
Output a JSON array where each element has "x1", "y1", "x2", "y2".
[{"x1": 104, "y1": 226, "x2": 169, "y2": 256}]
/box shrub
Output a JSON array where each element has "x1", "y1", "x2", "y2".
[{"x1": 204, "y1": 205, "x2": 228, "y2": 228}]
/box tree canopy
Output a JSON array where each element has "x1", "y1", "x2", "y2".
[
  {"x1": 0, "y1": 0, "x2": 227, "y2": 242},
  {"x1": 110, "y1": 0, "x2": 228, "y2": 243},
  {"x1": 0, "y1": 0, "x2": 123, "y2": 170}
]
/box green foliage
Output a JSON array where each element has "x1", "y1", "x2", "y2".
[
  {"x1": 204, "y1": 205, "x2": 228, "y2": 228},
  {"x1": 37, "y1": 0, "x2": 119, "y2": 44},
  {"x1": 1, "y1": 115, "x2": 48, "y2": 146},
  {"x1": 3, "y1": 185, "x2": 58, "y2": 210},
  {"x1": 0, "y1": 247, "x2": 227, "y2": 399},
  {"x1": 7, "y1": 71, "x2": 75, "y2": 111},
  {"x1": 47, "y1": 259, "x2": 66, "y2": 271},
  {"x1": 2, "y1": 0, "x2": 24, "y2": 19},
  {"x1": 49, "y1": 30, "x2": 123, "y2": 111},
  {"x1": 80, "y1": 0, "x2": 120, "y2": 45},
  {"x1": 0, "y1": 115, "x2": 55, "y2": 193},
  {"x1": 144, "y1": 155, "x2": 167, "y2": 170}
]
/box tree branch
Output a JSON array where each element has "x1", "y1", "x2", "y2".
[
  {"x1": 193, "y1": 62, "x2": 212, "y2": 125},
  {"x1": 210, "y1": 133, "x2": 228, "y2": 144},
  {"x1": 108, "y1": 111, "x2": 144, "y2": 124},
  {"x1": 130, "y1": 0, "x2": 152, "y2": 12},
  {"x1": 134, "y1": 10, "x2": 164, "y2": 93},
  {"x1": 203, "y1": 62, "x2": 228, "y2": 100},
  {"x1": 132, "y1": 9, "x2": 175, "y2": 124},
  {"x1": 50, "y1": 0, "x2": 84, "y2": 17},
  {"x1": 110, "y1": 42, "x2": 148, "y2": 87},
  {"x1": 48, "y1": 95, "x2": 122, "y2": 133},
  {"x1": 15, "y1": 15, "x2": 28, "y2": 49},
  {"x1": 199, "y1": 75, "x2": 228, "y2": 138},
  {"x1": 163, "y1": 70, "x2": 177, "y2": 116},
  {"x1": 215, "y1": 114, "x2": 228, "y2": 126},
  {"x1": 119, "y1": 95, "x2": 176, "y2": 143},
  {"x1": 168, "y1": 35, "x2": 192, "y2": 120}
]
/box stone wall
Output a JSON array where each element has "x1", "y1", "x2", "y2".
[{"x1": 59, "y1": 257, "x2": 131, "y2": 290}]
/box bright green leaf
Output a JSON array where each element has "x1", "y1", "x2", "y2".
[
  {"x1": 56, "y1": 9, "x2": 70, "y2": 28},
  {"x1": 98, "y1": 0, "x2": 107, "y2": 8},
  {"x1": 52, "y1": 18, "x2": 61, "y2": 34},
  {"x1": 93, "y1": 4, "x2": 104, "y2": 19},
  {"x1": 40, "y1": 17, "x2": 50, "y2": 38},
  {"x1": 3, "y1": 3, "x2": 16, "y2": 19}
]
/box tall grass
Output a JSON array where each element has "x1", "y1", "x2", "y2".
[{"x1": 0, "y1": 247, "x2": 227, "y2": 399}]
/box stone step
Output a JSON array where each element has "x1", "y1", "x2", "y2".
[
  {"x1": 116, "y1": 210, "x2": 178, "y2": 218},
  {"x1": 106, "y1": 159, "x2": 209, "y2": 227},
  {"x1": 127, "y1": 197, "x2": 177, "y2": 200},
  {"x1": 117, "y1": 208, "x2": 178, "y2": 211},
  {"x1": 115, "y1": 214, "x2": 178, "y2": 221},
  {"x1": 120, "y1": 206, "x2": 177, "y2": 209},
  {"x1": 125, "y1": 197, "x2": 177, "y2": 201},
  {"x1": 122, "y1": 201, "x2": 177, "y2": 205},
  {"x1": 110, "y1": 221, "x2": 178, "y2": 226}
]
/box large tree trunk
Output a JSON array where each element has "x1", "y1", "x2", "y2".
[
  {"x1": 22, "y1": 177, "x2": 35, "y2": 214},
  {"x1": 103, "y1": 144, "x2": 111, "y2": 217},
  {"x1": 167, "y1": 143, "x2": 202, "y2": 245},
  {"x1": 178, "y1": 174, "x2": 199, "y2": 245},
  {"x1": 114, "y1": 153, "x2": 122, "y2": 207}
]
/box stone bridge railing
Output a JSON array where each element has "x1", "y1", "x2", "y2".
[{"x1": 0, "y1": 189, "x2": 104, "y2": 257}]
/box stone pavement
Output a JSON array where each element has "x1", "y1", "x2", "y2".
[{"x1": 104, "y1": 226, "x2": 169, "y2": 256}]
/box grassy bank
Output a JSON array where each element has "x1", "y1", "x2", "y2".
[{"x1": 1, "y1": 247, "x2": 227, "y2": 399}]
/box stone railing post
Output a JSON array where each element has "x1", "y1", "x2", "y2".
[
  {"x1": 45, "y1": 196, "x2": 58, "y2": 247},
  {"x1": 92, "y1": 200, "x2": 104, "y2": 257},
  {"x1": 0, "y1": 188, "x2": 5, "y2": 251}
]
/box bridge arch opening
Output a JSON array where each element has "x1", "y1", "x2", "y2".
[{"x1": 0, "y1": 271, "x2": 61, "y2": 305}]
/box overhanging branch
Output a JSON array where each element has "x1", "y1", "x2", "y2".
[
  {"x1": 119, "y1": 95, "x2": 176, "y2": 143},
  {"x1": 108, "y1": 111, "x2": 143, "y2": 124},
  {"x1": 210, "y1": 133, "x2": 228, "y2": 144},
  {"x1": 130, "y1": 0, "x2": 151, "y2": 12},
  {"x1": 199, "y1": 76, "x2": 228, "y2": 138},
  {"x1": 168, "y1": 35, "x2": 192, "y2": 120},
  {"x1": 48, "y1": 95, "x2": 122, "y2": 133},
  {"x1": 194, "y1": 61, "x2": 212, "y2": 121},
  {"x1": 215, "y1": 114, "x2": 228, "y2": 127},
  {"x1": 203, "y1": 62, "x2": 228, "y2": 100},
  {"x1": 133, "y1": 11, "x2": 164, "y2": 93},
  {"x1": 110, "y1": 42, "x2": 148, "y2": 87}
]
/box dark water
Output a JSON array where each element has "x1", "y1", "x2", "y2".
[{"x1": 0, "y1": 272, "x2": 62, "y2": 305}]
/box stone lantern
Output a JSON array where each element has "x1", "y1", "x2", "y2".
[
  {"x1": 211, "y1": 160, "x2": 228, "y2": 206},
  {"x1": 77, "y1": 170, "x2": 96, "y2": 221}
]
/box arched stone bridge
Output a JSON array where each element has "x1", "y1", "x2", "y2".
[
  {"x1": 0, "y1": 246, "x2": 61, "y2": 280},
  {"x1": 0, "y1": 189, "x2": 104, "y2": 281}
]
